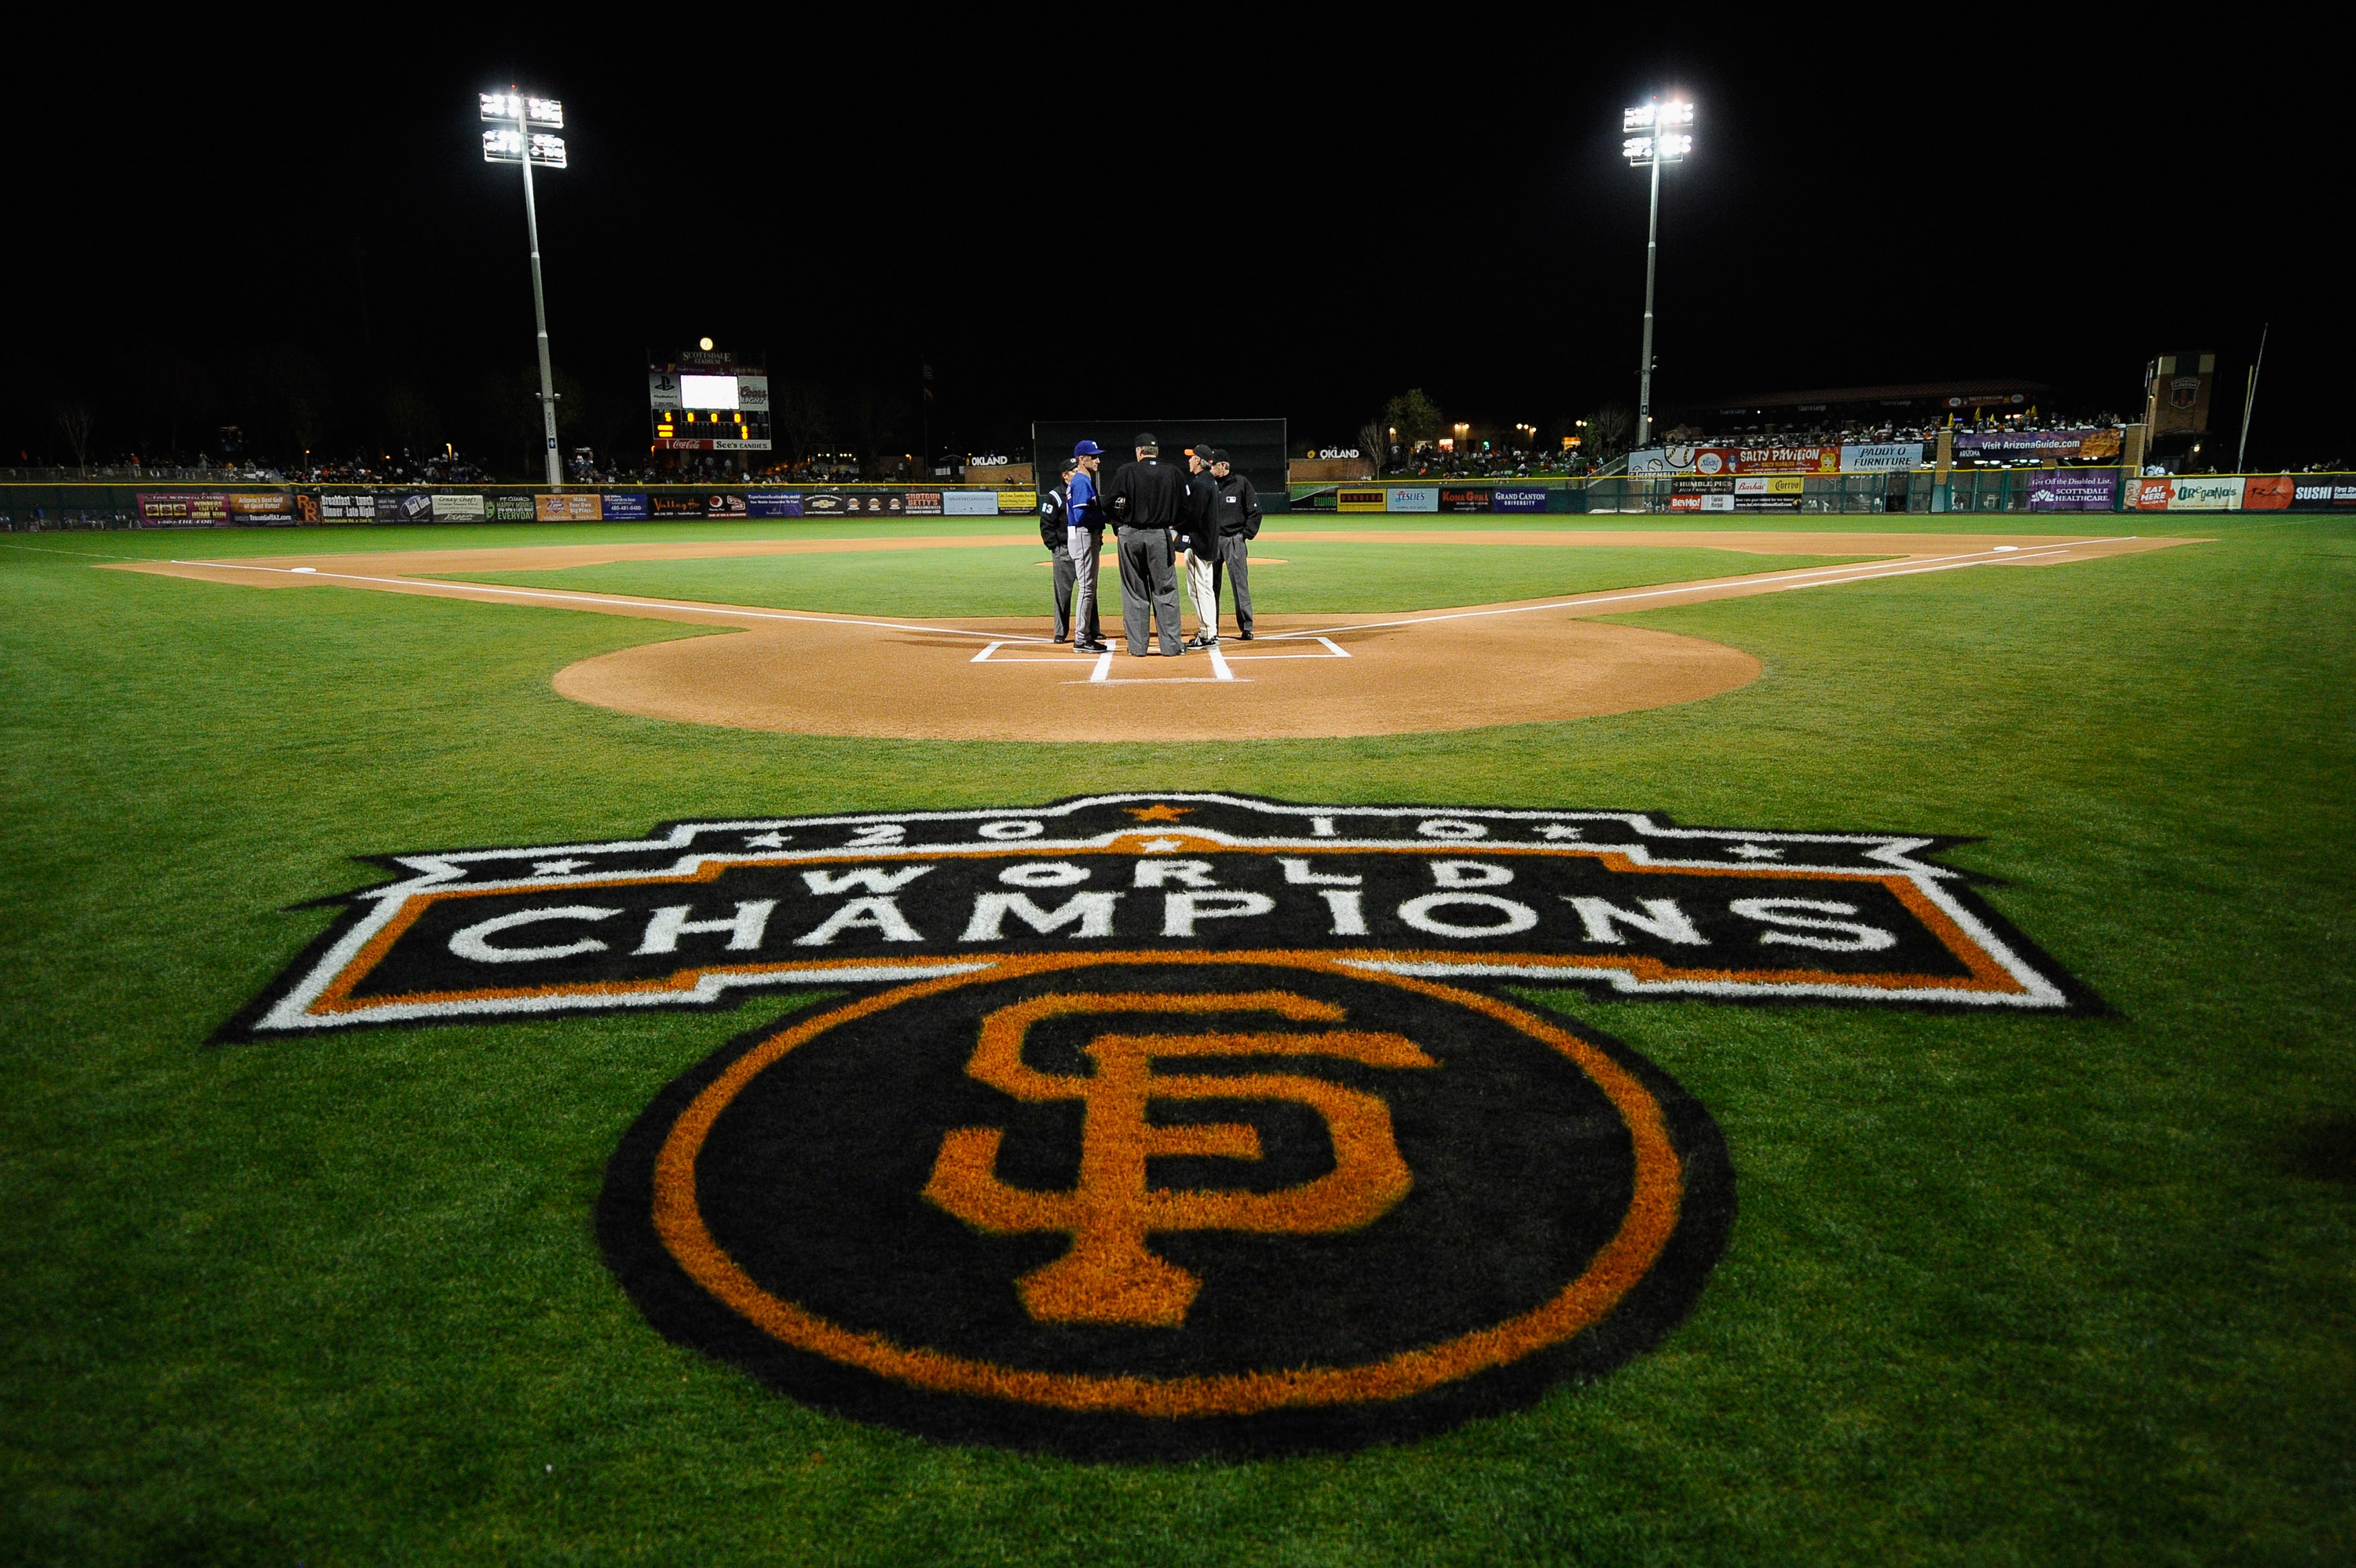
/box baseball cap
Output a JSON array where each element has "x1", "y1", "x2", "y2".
[
  {"x1": 1135, "y1": 432, "x2": 1158, "y2": 450},
  {"x1": 1073, "y1": 440, "x2": 1104, "y2": 457}
]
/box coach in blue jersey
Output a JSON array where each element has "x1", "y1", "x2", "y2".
[
  {"x1": 1064, "y1": 442, "x2": 1110, "y2": 653},
  {"x1": 1211, "y1": 449, "x2": 1261, "y2": 639},
  {"x1": 1041, "y1": 458, "x2": 1090, "y2": 643},
  {"x1": 1104, "y1": 433, "x2": 1187, "y2": 656}
]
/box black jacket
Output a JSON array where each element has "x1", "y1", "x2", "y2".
[
  {"x1": 1176, "y1": 464, "x2": 1218, "y2": 551},
  {"x1": 1038, "y1": 483, "x2": 1068, "y2": 551},
  {"x1": 1214, "y1": 472, "x2": 1262, "y2": 539},
  {"x1": 1105, "y1": 455, "x2": 1186, "y2": 528}
]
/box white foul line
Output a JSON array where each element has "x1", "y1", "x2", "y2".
[
  {"x1": 1263, "y1": 539, "x2": 2135, "y2": 641},
  {"x1": 169, "y1": 560, "x2": 1051, "y2": 643},
  {"x1": 1089, "y1": 652, "x2": 1114, "y2": 683},
  {"x1": 1207, "y1": 644, "x2": 1236, "y2": 681}
]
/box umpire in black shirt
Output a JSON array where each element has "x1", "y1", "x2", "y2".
[{"x1": 1103, "y1": 433, "x2": 1186, "y2": 656}]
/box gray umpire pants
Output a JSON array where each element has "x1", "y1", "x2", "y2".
[
  {"x1": 1051, "y1": 546, "x2": 1077, "y2": 639},
  {"x1": 1220, "y1": 533, "x2": 1253, "y2": 635},
  {"x1": 1066, "y1": 527, "x2": 1101, "y2": 644},
  {"x1": 1116, "y1": 525, "x2": 1184, "y2": 655}
]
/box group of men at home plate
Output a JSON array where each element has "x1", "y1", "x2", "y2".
[{"x1": 1038, "y1": 433, "x2": 1260, "y2": 656}]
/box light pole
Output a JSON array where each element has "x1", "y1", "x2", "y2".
[
  {"x1": 481, "y1": 90, "x2": 569, "y2": 488},
  {"x1": 1622, "y1": 98, "x2": 1693, "y2": 449}
]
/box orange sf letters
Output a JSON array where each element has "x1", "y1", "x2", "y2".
[{"x1": 924, "y1": 991, "x2": 1438, "y2": 1326}]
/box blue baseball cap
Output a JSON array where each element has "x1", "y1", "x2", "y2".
[{"x1": 1073, "y1": 440, "x2": 1105, "y2": 457}]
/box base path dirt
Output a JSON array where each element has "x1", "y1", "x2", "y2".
[{"x1": 114, "y1": 531, "x2": 2196, "y2": 742}]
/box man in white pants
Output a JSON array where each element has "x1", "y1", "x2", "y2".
[
  {"x1": 1181, "y1": 446, "x2": 1221, "y2": 646},
  {"x1": 1064, "y1": 440, "x2": 1109, "y2": 653}
]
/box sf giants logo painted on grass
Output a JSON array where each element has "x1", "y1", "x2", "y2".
[
  {"x1": 600, "y1": 953, "x2": 1732, "y2": 1459},
  {"x1": 220, "y1": 794, "x2": 2094, "y2": 1040},
  {"x1": 232, "y1": 795, "x2": 2094, "y2": 1457},
  {"x1": 924, "y1": 991, "x2": 1436, "y2": 1326}
]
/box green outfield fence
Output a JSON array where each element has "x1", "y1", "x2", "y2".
[{"x1": 4, "y1": 472, "x2": 2354, "y2": 532}]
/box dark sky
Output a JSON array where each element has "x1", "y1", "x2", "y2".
[{"x1": 6, "y1": 21, "x2": 2341, "y2": 469}]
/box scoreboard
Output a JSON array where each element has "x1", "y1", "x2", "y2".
[{"x1": 649, "y1": 349, "x2": 771, "y2": 451}]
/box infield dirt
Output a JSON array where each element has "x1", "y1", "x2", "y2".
[{"x1": 115, "y1": 530, "x2": 2191, "y2": 741}]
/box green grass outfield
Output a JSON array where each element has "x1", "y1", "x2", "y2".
[{"x1": 1, "y1": 516, "x2": 2350, "y2": 1566}]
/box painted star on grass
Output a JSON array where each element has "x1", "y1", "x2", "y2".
[
  {"x1": 1535, "y1": 824, "x2": 1586, "y2": 840},
  {"x1": 532, "y1": 858, "x2": 593, "y2": 875},
  {"x1": 1125, "y1": 804, "x2": 1193, "y2": 823},
  {"x1": 743, "y1": 832, "x2": 792, "y2": 849},
  {"x1": 1727, "y1": 842, "x2": 1784, "y2": 859},
  {"x1": 1138, "y1": 837, "x2": 1187, "y2": 853}
]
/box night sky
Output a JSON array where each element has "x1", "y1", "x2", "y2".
[{"x1": 6, "y1": 22, "x2": 2340, "y2": 471}]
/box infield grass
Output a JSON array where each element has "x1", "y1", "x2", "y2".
[{"x1": 0, "y1": 516, "x2": 2347, "y2": 1566}]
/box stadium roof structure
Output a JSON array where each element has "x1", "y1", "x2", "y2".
[{"x1": 1688, "y1": 378, "x2": 2052, "y2": 417}]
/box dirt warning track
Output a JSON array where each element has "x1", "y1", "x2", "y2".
[{"x1": 115, "y1": 531, "x2": 2194, "y2": 741}]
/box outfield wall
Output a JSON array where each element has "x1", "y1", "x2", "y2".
[
  {"x1": 5, "y1": 472, "x2": 2352, "y2": 531},
  {"x1": 1285, "y1": 470, "x2": 2356, "y2": 517}
]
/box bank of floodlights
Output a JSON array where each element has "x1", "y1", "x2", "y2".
[
  {"x1": 1620, "y1": 97, "x2": 1694, "y2": 447},
  {"x1": 481, "y1": 89, "x2": 569, "y2": 487}
]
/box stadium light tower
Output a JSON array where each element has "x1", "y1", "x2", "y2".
[
  {"x1": 1622, "y1": 97, "x2": 1694, "y2": 448},
  {"x1": 481, "y1": 90, "x2": 569, "y2": 488}
]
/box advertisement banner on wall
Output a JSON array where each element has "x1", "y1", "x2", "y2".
[
  {"x1": 536, "y1": 492, "x2": 604, "y2": 521},
  {"x1": 903, "y1": 491, "x2": 944, "y2": 517},
  {"x1": 707, "y1": 493, "x2": 748, "y2": 519},
  {"x1": 1626, "y1": 448, "x2": 1683, "y2": 474},
  {"x1": 602, "y1": 493, "x2": 649, "y2": 520},
  {"x1": 1387, "y1": 486, "x2": 1440, "y2": 514},
  {"x1": 2168, "y1": 477, "x2": 2244, "y2": 510},
  {"x1": 488, "y1": 495, "x2": 535, "y2": 521},
  {"x1": 1839, "y1": 443, "x2": 1926, "y2": 472},
  {"x1": 227, "y1": 492, "x2": 294, "y2": 522},
  {"x1": 745, "y1": 492, "x2": 803, "y2": 518},
  {"x1": 1492, "y1": 487, "x2": 1551, "y2": 513},
  {"x1": 1734, "y1": 475, "x2": 1805, "y2": 511},
  {"x1": 2290, "y1": 479, "x2": 2356, "y2": 509},
  {"x1": 942, "y1": 491, "x2": 997, "y2": 517},
  {"x1": 317, "y1": 492, "x2": 375, "y2": 521},
  {"x1": 995, "y1": 490, "x2": 1039, "y2": 514},
  {"x1": 1336, "y1": 488, "x2": 1388, "y2": 513},
  {"x1": 1718, "y1": 446, "x2": 1838, "y2": 474},
  {"x1": 2021, "y1": 471, "x2": 2118, "y2": 511},
  {"x1": 1951, "y1": 421, "x2": 2120, "y2": 459},
  {"x1": 649, "y1": 495, "x2": 704, "y2": 517},
  {"x1": 431, "y1": 493, "x2": 486, "y2": 521},
  {"x1": 1439, "y1": 487, "x2": 1491, "y2": 514},
  {"x1": 377, "y1": 492, "x2": 433, "y2": 522},
  {"x1": 1669, "y1": 477, "x2": 1731, "y2": 513},
  {"x1": 2132, "y1": 477, "x2": 2244, "y2": 511},
  {"x1": 815, "y1": 491, "x2": 905, "y2": 517},
  {"x1": 2240, "y1": 476, "x2": 2293, "y2": 511},
  {"x1": 1953, "y1": 427, "x2": 2124, "y2": 461},
  {"x1": 135, "y1": 492, "x2": 232, "y2": 524}
]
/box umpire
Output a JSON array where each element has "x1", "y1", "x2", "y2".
[
  {"x1": 1040, "y1": 457, "x2": 1092, "y2": 643},
  {"x1": 1210, "y1": 449, "x2": 1262, "y2": 639},
  {"x1": 1103, "y1": 432, "x2": 1186, "y2": 656}
]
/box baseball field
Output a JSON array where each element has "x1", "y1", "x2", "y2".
[{"x1": 2, "y1": 511, "x2": 2350, "y2": 1563}]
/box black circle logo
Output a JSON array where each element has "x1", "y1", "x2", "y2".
[{"x1": 598, "y1": 952, "x2": 1733, "y2": 1459}]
